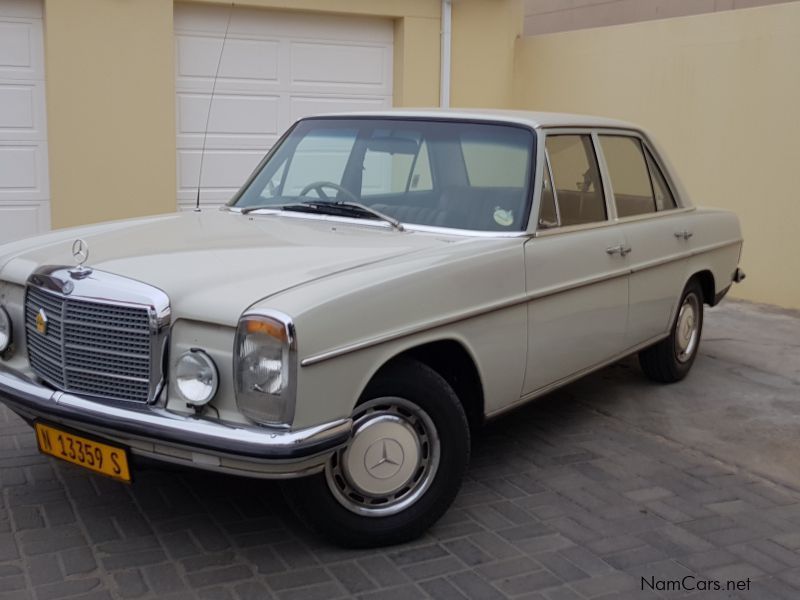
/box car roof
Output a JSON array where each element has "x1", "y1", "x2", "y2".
[{"x1": 302, "y1": 108, "x2": 640, "y2": 131}]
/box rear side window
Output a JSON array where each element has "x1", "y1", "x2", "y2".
[
  {"x1": 545, "y1": 135, "x2": 606, "y2": 226},
  {"x1": 599, "y1": 135, "x2": 656, "y2": 218}
]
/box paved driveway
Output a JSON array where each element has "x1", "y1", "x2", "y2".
[{"x1": 1, "y1": 301, "x2": 798, "y2": 600}]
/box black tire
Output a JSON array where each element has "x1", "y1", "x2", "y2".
[
  {"x1": 282, "y1": 358, "x2": 470, "y2": 548},
  {"x1": 639, "y1": 278, "x2": 704, "y2": 383}
]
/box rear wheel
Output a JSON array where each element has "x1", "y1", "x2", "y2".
[
  {"x1": 639, "y1": 279, "x2": 704, "y2": 383},
  {"x1": 282, "y1": 359, "x2": 470, "y2": 547}
]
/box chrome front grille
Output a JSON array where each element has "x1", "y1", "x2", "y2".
[{"x1": 25, "y1": 270, "x2": 170, "y2": 404}]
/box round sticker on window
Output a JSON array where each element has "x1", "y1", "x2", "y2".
[{"x1": 493, "y1": 207, "x2": 514, "y2": 227}]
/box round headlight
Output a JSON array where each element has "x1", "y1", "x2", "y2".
[
  {"x1": 175, "y1": 350, "x2": 218, "y2": 407},
  {"x1": 0, "y1": 306, "x2": 11, "y2": 353}
]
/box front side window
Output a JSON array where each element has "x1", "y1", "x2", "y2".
[
  {"x1": 545, "y1": 135, "x2": 606, "y2": 226},
  {"x1": 599, "y1": 135, "x2": 656, "y2": 218},
  {"x1": 234, "y1": 118, "x2": 535, "y2": 232}
]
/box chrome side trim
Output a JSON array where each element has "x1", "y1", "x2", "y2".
[
  {"x1": 487, "y1": 332, "x2": 670, "y2": 419},
  {"x1": 301, "y1": 293, "x2": 530, "y2": 366},
  {"x1": 525, "y1": 267, "x2": 630, "y2": 302},
  {"x1": 687, "y1": 238, "x2": 743, "y2": 257},
  {"x1": 300, "y1": 238, "x2": 743, "y2": 367},
  {"x1": 533, "y1": 207, "x2": 696, "y2": 237},
  {"x1": 302, "y1": 268, "x2": 629, "y2": 366}
]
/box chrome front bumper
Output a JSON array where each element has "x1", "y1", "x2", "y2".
[{"x1": 0, "y1": 363, "x2": 351, "y2": 479}]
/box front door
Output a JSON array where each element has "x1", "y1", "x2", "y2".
[{"x1": 522, "y1": 133, "x2": 629, "y2": 396}]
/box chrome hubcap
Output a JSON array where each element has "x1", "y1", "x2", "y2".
[
  {"x1": 325, "y1": 397, "x2": 440, "y2": 517},
  {"x1": 675, "y1": 293, "x2": 700, "y2": 363}
]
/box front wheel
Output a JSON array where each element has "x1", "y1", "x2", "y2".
[
  {"x1": 639, "y1": 279, "x2": 704, "y2": 383},
  {"x1": 282, "y1": 359, "x2": 470, "y2": 547}
]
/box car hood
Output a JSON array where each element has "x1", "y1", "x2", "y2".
[{"x1": 0, "y1": 210, "x2": 447, "y2": 326}]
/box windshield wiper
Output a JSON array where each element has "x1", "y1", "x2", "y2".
[{"x1": 241, "y1": 200, "x2": 405, "y2": 231}]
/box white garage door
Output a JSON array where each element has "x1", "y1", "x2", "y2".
[
  {"x1": 0, "y1": 0, "x2": 49, "y2": 242},
  {"x1": 175, "y1": 5, "x2": 394, "y2": 209}
]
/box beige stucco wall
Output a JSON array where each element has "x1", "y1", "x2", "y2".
[
  {"x1": 514, "y1": 2, "x2": 800, "y2": 308},
  {"x1": 450, "y1": 0, "x2": 522, "y2": 108},
  {"x1": 44, "y1": 0, "x2": 177, "y2": 229}
]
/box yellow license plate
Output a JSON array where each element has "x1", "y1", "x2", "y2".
[{"x1": 34, "y1": 422, "x2": 131, "y2": 482}]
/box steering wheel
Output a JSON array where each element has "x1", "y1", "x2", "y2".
[{"x1": 298, "y1": 181, "x2": 360, "y2": 204}]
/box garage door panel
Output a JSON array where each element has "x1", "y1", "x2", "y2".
[
  {"x1": 290, "y1": 42, "x2": 390, "y2": 91},
  {"x1": 0, "y1": 18, "x2": 44, "y2": 81},
  {"x1": 0, "y1": 81, "x2": 45, "y2": 141},
  {"x1": 178, "y1": 149, "x2": 263, "y2": 204},
  {"x1": 0, "y1": 202, "x2": 48, "y2": 243},
  {"x1": 175, "y1": 4, "x2": 392, "y2": 44},
  {"x1": 0, "y1": 143, "x2": 48, "y2": 201},
  {"x1": 178, "y1": 93, "x2": 280, "y2": 138},
  {"x1": 0, "y1": 0, "x2": 41, "y2": 19},
  {"x1": 177, "y1": 35, "x2": 280, "y2": 82}
]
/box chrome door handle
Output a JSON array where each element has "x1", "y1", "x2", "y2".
[
  {"x1": 606, "y1": 245, "x2": 632, "y2": 256},
  {"x1": 674, "y1": 230, "x2": 693, "y2": 240}
]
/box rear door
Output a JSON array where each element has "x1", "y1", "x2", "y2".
[
  {"x1": 522, "y1": 132, "x2": 629, "y2": 396},
  {"x1": 596, "y1": 133, "x2": 691, "y2": 345}
]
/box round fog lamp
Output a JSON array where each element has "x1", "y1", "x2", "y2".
[
  {"x1": 0, "y1": 306, "x2": 11, "y2": 353},
  {"x1": 175, "y1": 350, "x2": 218, "y2": 406}
]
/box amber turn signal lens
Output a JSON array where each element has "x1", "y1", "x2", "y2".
[{"x1": 244, "y1": 318, "x2": 287, "y2": 341}]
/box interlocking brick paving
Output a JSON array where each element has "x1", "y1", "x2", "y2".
[{"x1": 1, "y1": 303, "x2": 799, "y2": 599}]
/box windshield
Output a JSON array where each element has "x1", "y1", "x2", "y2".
[{"x1": 232, "y1": 118, "x2": 535, "y2": 232}]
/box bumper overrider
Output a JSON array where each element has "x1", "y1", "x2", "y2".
[{"x1": 0, "y1": 362, "x2": 351, "y2": 479}]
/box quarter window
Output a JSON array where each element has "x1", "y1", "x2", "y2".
[
  {"x1": 599, "y1": 135, "x2": 656, "y2": 218},
  {"x1": 538, "y1": 156, "x2": 558, "y2": 228},
  {"x1": 545, "y1": 135, "x2": 606, "y2": 226},
  {"x1": 645, "y1": 148, "x2": 677, "y2": 211}
]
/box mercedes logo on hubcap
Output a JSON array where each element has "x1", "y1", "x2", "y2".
[{"x1": 364, "y1": 438, "x2": 404, "y2": 479}]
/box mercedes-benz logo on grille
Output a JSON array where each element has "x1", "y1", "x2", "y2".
[
  {"x1": 35, "y1": 308, "x2": 48, "y2": 335},
  {"x1": 72, "y1": 239, "x2": 89, "y2": 266}
]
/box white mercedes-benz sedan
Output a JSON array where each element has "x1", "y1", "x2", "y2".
[{"x1": 0, "y1": 110, "x2": 744, "y2": 546}]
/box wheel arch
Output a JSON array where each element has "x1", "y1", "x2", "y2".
[
  {"x1": 690, "y1": 269, "x2": 716, "y2": 306},
  {"x1": 367, "y1": 338, "x2": 486, "y2": 432}
]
